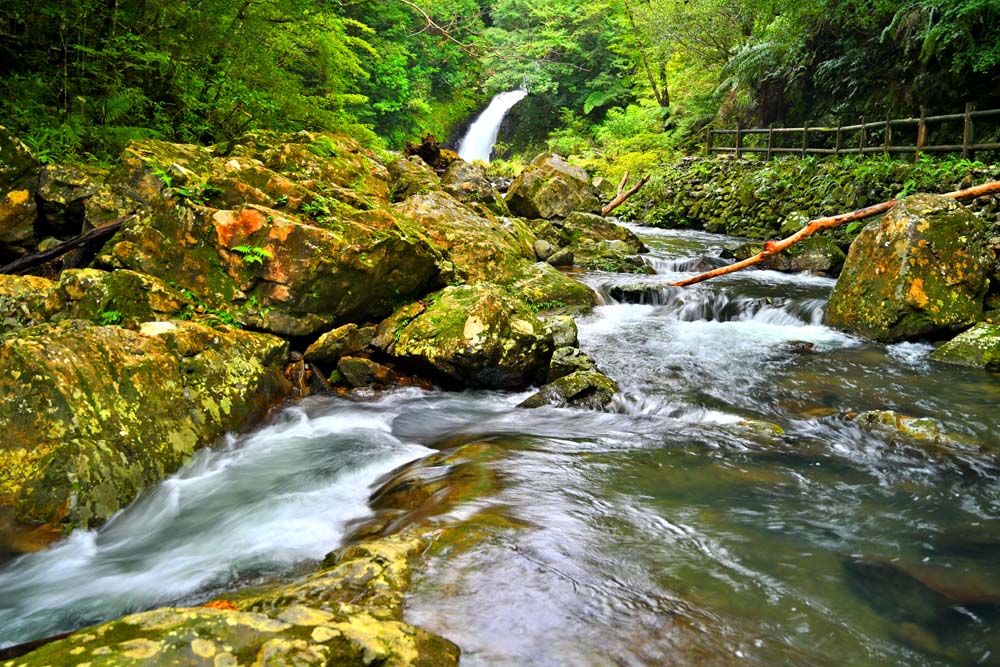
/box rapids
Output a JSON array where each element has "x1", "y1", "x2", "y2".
[{"x1": 1, "y1": 226, "x2": 998, "y2": 666}]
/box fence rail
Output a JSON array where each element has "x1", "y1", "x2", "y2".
[{"x1": 707, "y1": 104, "x2": 1000, "y2": 160}]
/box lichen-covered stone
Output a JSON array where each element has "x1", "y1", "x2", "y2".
[
  {"x1": 929, "y1": 322, "x2": 1000, "y2": 369},
  {"x1": 376, "y1": 284, "x2": 554, "y2": 389},
  {"x1": 518, "y1": 370, "x2": 619, "y2": 410},
  {"x1": 559, "y1": 212, "x2": 647, "y2": 253},
  {"x1": 304, "y1": 323, "x2": 376, "y2": 364},
  {"x1": 507, "y1": 262, "x2": 596, "y2": 314},
  {"x1": 505, "y1": 153, "x2": 601, "y2": 219},
  {"x1": 441, "y1": 160, "x2": 510, "y2": 216},
  {"x1": 0, "y1": 319, "x2": 291, "y2": 529},
  {"x1": 53, "y1": 268, "x2": 191, "y2": 326},
  {"x1": 393, "y1": 192, "x2": 532, "y2": 283},
  {"x1": 547, "y1": 346, "x2": 598, "y2": 382},
  {"x1": 825, "y1": 195, "x2": 993, "y2": 341},
  {"x1": 99, "y1": 201, "x2": 441, "y2": 337},
  {"x1": 337, "y1": 356, "x2": 396, "y2": 387},
  {"x1": 0, "y1": 127, "x2": 39, "y2": 258},
  {"x1": 0, "y1": 274, "x2": 63, "y2": 334},
  {"x1": 37, "y1": 163, "x2": 106, "y2": 234},
  {"x1": 389, "y1": 156, "x2": 441, "y2": 203},
  {"x1": 574, "y1": 239, "x2": 654, "y2": 274}
]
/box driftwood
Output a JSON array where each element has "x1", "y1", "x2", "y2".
[
  {"x1": 0, "y1": 213, "x2": 136, "y2": 276},
  {"x1": 602, "y1": 170, "x2": 650, "y2": 216},
  {"x1": 670, "y1": 181, "x2": 1000, "y2": 287}
]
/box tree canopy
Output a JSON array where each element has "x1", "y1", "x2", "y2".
[{"x1": 2, "y1": 0, "x2": 998, "y2": 162}]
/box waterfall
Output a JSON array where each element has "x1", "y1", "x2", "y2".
[{"x1": 457, "y1": 89, "x2": 527, "y2": 163}]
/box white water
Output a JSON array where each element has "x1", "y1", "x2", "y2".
[
  {"x1": 0, "y1": 397, "x2": 433, "y2": 647},
  {"x1": 457, "y1": 90, "x2": 528, "y2": 163}
]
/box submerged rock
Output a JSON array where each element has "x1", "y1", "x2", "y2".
[
  {"x1": 0, "y1": 319, "x2": 290, "y2": 530},
  {"x1": 505, "y1": 153, "x2": 601, "y2": 219},
  {"x1": 929, "y1": 322, "x2": 1000, "y2": 370},
  {"x1": 825, "y1": 194, "x2": 992, "y2": 341},
  {"x1": 376, "y1": 284, "x2": 554, "y2": 389},
  {"x1": 519, "y1": 370, "x2": 619, "y2": 410}
]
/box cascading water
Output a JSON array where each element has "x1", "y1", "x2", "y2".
[
  {"x1": 457, "y1": 89, "x2": 527, "y2": 163},
  {"x1": 2, "y1": 224, "x2": 999, "y2": 666}
]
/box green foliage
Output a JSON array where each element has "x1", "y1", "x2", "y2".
[
  {"x1": 231, "y1": 245, "x2": 273, "y2": 266},
  {"x1": 99, "y1": 310, "x2": 123, "y2": 326}
]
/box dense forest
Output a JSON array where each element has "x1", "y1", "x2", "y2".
[{"x1": 2, "y1": 0, "x2": 999, "y2": 164}]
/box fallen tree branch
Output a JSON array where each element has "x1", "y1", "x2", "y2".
[
  {"x1": 0, "y1": 213, "x2": 137, "y2": 276},
  {"x1": 670, "y1": 181, "x2": 1000, "y2": 288},
  {"x1": 602, "y1": 174, "x2": 650, "y2": 217}
]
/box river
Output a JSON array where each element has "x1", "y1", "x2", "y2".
[{"x1": 1, "y1": 226, "x2": 998, "y2": 666}]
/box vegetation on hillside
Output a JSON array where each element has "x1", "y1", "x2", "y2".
[{"x1": 3, "y1": 0, "x2": 999, "y2": 165}]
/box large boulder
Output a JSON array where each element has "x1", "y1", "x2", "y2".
[
  {"x1": 825, "y1": 194, "x2": 993, "y2": 341},
  {"x1": 394, "y1": 192, "x2": 532, "y2": 283},
  {"x1": 14, "y1": 531, "x2": 459, "y2": 667},
  {"x1": 441, "y1": 160, "x2": 510, "y2": 216},
  {"x1": 37, "y1": 164, "x2": 106, "y2": 235},
  {"x1": 389, "y1": 155, "x2": 441, "y2": 202},
  {"x1": 375, "y1": 284, "x2": 554, "y2": 388},
  {"x1": 99, "y1": 201, "x2": 442, "y2": 337},
  {"x1": 505, "y1": 153, "x2": 601, "y2": 219},
  {"x1": 930, "y1": 323, "x2": 1000, "y2": 369},
  {"x1": 0, "y1": 319, "x2": 290, "y2": 530}
]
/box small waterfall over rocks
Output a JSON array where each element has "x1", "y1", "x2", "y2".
[{"x1": 457, "y1": 89, "x2": 527, "y2": 163}]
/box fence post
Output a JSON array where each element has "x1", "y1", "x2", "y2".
[
  {"x1": 735, "y1": 123, "x2": 742, "y2": 159},
  {"x1": 835, "y1": 123, "x2": 842, "y2": 155},
  {"x1": 859, "y1": 116, "x2": 866, "y2": 153},
  {"x1": 802, "y1": 122, "x2": 809, "y2": 155},
  {"x1": 883, "y1": 116, "x2": 891, "y2": 156},
  {"x1": 767, "y1": 125, "x2": 774, "y2": 161},
  {"x1": 706, "y1": 127, "x2": 713, "y2": 156},
  {"x1": 963, "y1": 102, "x2": 976, "y2": 160},
  {"x1": 915, "y1": 106, "x2": 927, "y2": 162}
]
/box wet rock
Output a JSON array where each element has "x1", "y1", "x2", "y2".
[
  {"x1": 337, "y1": 356, "x2": 396, "y2": 388},
  {"x1": 389, "y1": 156, "x2": 441, "y2": 202},
  {"x1": 779, "y1": 340, "x2": 817, "y2": 354},
  {"x1": 825, "y1": 195, "x2": 993, "y2": 342},
  {"x1": 519, "y1": 370, "x2": 619, "y2": 410},
  {"x1": 547, "y1": 247, "x2": 574, "y2": 266},
  {"x1": 727, "y1": 236, "x2": 845, "y2": 275},
  {"x1": 441, "y1": 160, "x2": 510, "y2": 216},
  {"x1": 0, "y1": 319, "x2": 291, "y2": 530},
  {"x1": 376, "y1": 284, "x2": 554, "y2": 389},
  {"x1": 505, "y1": 153, "x2": 601, "y2": 219},
  {"x1": 853, "y1": 410, "x2": 983, "y2": 460},
  {"x1": 929, "y1": 322, "x2": 1000, "y2": 370},
  {"x1": 547, "y1": 346, "x2": 597, "y2": 382},
  {"x1": 546, "y1": 315, "x2": 579, "y2": 348},
  {"x1": 304, "y1": 323, "x2": 376, "y2": 364}
]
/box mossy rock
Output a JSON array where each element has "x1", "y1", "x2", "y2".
[
  {"x1": 441, "y1": 160, "x2": 510, "y2": 216},
  {"x1": 518, "y1": 370, "x2": 619, "y2": 410},
  {"x1": 393, "y1": 192, "x2": 532, "y2": 284},
  {"x1": 0, "y1": 319, "x2": 290, "y2": 530},
  {"x1": 0, "y1": 274, "x2": 63, "y2": 334},
  {"x1": 505, "y1": 153, "x2": 601, "y2": 219},
  {"x1": 825, "y1": 195, "x2": 992, "y2": 341},
  {"x1": 0, "y1": 127, "x2": 40, "y2": 257},
  {"x1": 376, "y1": 284, "x2": 554, "y2": 389},
  {"x1": 728, "y1": 236, "x2": 845, "y2": 275},
  {"x1": 53, "y1": 268, "x2": 191, "y2": 327},
  {"x1": 36, "y1": 163, "x2": 106, "y2": 235},
  {"x1": 389, "y1": 156, "x2": 442, "y2": 202},
  {"x1": 507, "y1": 262, "x2": 596, "y2": 314},
  {"x1": 930, "y1": 323, "x2": 1000, "y2": 370},
  {"x1": 304, "y1": 323, "x2": 375, "y2": 364},
  {"x1": 559, "y1": 212, "x2": 646, "y2": 253}
]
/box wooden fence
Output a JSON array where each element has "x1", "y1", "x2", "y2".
[{"x1": 707, "y1": 104, "x2": 1000, "y2": 161}]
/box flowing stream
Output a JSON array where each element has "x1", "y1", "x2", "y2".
[
  {"x1": 457, "y1": 90, "x2": 527, "y2": 163},
  {"x1": 1, "y1": 226, "x2": 999, "y2": 666}
]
